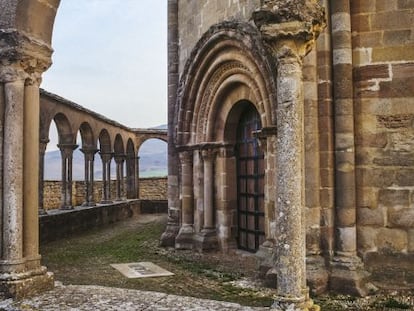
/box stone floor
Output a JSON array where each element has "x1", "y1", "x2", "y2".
[{"x1": 0, "y1": 282, "x2": 268, "y2": 311}]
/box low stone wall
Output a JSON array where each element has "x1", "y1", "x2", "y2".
[
  {"x1": 139, "y1": 177, "x2": 167, "y2": 200},
  {"x1": 43, "y1": 177, "x2": 167, "y2": 210},
  {"x1": 39, "y1": 199, "x2": 167, "y2": 243}
]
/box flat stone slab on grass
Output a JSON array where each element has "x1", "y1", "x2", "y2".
[{"x1": 111, "y1": 262, "x2": 174, "y2": 278}]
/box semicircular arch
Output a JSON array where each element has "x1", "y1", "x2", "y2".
[{"x1": 175, "y1": 21, "x2": 277, "y2": 146}]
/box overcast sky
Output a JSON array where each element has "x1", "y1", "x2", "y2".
[{"x1": 42, "y1": 0, "x2": 167, "y2": 130}]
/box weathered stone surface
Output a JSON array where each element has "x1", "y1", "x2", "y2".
[
  {"x1": 388, "y1": 209, "x2": 414, "y2": 228},
  {"x1": 378, "y1": 189, "x2": 410, "y2": 207},
  {"x1": 376, "y1": 228, "x2": 407, "y2": 252},
  {"x1": 357, "y1": 207, "x2": 385, "y2": 226}
]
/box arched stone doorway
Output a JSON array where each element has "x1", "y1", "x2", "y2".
[{"x1": 234, "y1": 102, "x2": 265, "y2": 252}]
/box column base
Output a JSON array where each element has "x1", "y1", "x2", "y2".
[
  {"x1": 194, "y1": 228, "x2": 218, "y2": 251},
  {"x1": 330, "y1": 255, "x2": 377, "y2": 296},
  {"x1": 160, "y1": 223, "x2": 180, "y2": 247},
  {"x1": 100, "y1": 200, "x2": 113, "y2": 204},
  {"x1": 175, "y1": 225, "x2": 194, "y2": 250},
  {"x1": 38, "y1": 208, "x2": 48, "y2": 215},
  {"x1": 60, "y1": 206, "x2": 74, "y2": 210},
  {"x1": 255, "y1": 240, "x2": 277, "y2": 288},
  {"x1": 306, "y1": 255, "x2": 328, "y2": 295},
  {"x1": 0, "y1": 266, "x2": 54, "y2": 299},
  {"x1": 82, "y1": 201, "x2": 96, "y2": 207},
  {"x1": 271, "y1": 289, "x2": 319, "y2": 311}
]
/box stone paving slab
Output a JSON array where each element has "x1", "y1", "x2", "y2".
[{"x1": 0, "y1": 283, "x2": 268, "y2": 311}]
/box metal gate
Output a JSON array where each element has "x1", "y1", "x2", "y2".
[{"x1": 236, "y1": 105, "x2": 265, "y2": 252}]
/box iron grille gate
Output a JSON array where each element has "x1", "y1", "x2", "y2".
[{"x1": 236, "y1": 106, "x2": 265, "y2": 252}]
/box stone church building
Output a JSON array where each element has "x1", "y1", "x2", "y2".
[
  {"x1": 160, "y1": 0, "x2": 414, "y2": 307},
  {"x1": 0, "y1": 0, "x2": 413, "y2": 309}
]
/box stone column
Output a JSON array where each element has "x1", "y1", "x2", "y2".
[
  {"x1": 58, "y1": 144, "x2": 78, "y2": 209},
  {"x1": 161, "y1": 0, "x2": 181, "y2": 246},
  {"x1": 99, "y1": 152, "x2": 113, "y2": 204},
  {"x1": 329, "y1": 0, "x2": 372, "y2": 296},
  {"x1": 0, "y1": 58, "x2": 54, "y2": 298},
  {"x1": 136, "y1": 156, "x2": 140, "y2": 199},
  {"x1": 253, "y1": 1, "x2": 325, "y2": 310},
  {"x1": 175, "y1": 150, "x2": 194, "y2": 249},
  {"x1": 195, "y1": 148, "x2": 218, "y2": 251},
  {"x1": 38, "y1": 138, "x2": 49, "y2": 215},
  {"x1": 114, "y1": 155, "x2": 125, "y2": 201},
  {"x1": 81, "y1": 148, "x2": 98, "y2": 206},
  {"x1": 126, "y1": 154, "x2": 137, "y2": 199}
]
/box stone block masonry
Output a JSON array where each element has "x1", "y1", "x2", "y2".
[{"x1": 43, "y1": 177, "x2": 167, "y2": 210}]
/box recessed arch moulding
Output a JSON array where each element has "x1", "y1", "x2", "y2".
[{"x1": 171, "y1": 21, "x2": 281, "y2": 259}]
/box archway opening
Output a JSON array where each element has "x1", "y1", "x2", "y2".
[{"x1": 138, "y1": 138, "x2": 168, "y2": 178}]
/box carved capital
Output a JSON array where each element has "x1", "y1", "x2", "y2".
[
  {"x1": 201, "y1": 148, "x2": 217, "y2": 162},
  {"x1": 0, "y1": 29, "x2": 53, "y2": 83},
  {"x1": 114, "y1": 154, "x2": 126, "y2": 164},
  {"x1": 99, "y1": 152, "x2": 113, "y2": 163},
  {"x1": 253, "y1": 0, "x2": 326, "y2": 58},
  {"x1": 58, "y1": 144, "x2": 78, "y2": 158}
]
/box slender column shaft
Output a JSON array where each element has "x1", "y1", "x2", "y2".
[
  {"x1": 38, "y1": 139, "x2": 49, "y2": 214},
  {"x1": 60, "y1": 154, "x2": 67, "y2": 208},
  {"x1": 107, "y1": 160, "x2": 112, "y2": 200},
  {"x1": 81, "y1": 149, "x2": 97, "y2": 206},
  {"x1": 67, "y1": 153, "x2": 73, "y2": 207},
  {"x1": 23, "y1": 81, "x2": 41, "y2": 267},
  {"x1": 2, "y1": 79, "x2": 25, "y2": 265},
  {"x1": 136, "y1": 156, "x2": 140, "y2": 199},
  {"x1": 331, "y1": 0, "x2": 356, "y2": 256},
  {"x1": 180, "y1": 151, "x2": 194, "y2": 226},
  {"x1": 202, "y1": 149, "x2": 214, "y2": 229},
  {"x1": 59, "y1": 144, "x2": 77, "y2": 209},
  {"x1": 161, "y1": 0, "x2": 180, "y2": 246},
  {"x1": 275, "y1": 52, "x2": 306, "y2": 298},
  {"x1": 102, "y1": 159, "x2": 107, "y2": 201}
]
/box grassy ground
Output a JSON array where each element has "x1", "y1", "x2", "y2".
[
  {"x1": 40, "y1": 214, "x2": 274, "y2": 307},
  {"x1": 40, "y1": 214, "x2": 414, "y2": 310}
]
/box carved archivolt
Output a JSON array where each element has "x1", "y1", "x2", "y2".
[{"x1": 175, "y1": 21, "x2": 278, "y2": 147}]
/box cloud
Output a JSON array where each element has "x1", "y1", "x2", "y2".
[{"x1": 42, "y1": 0, "x2": 167, "y2": 129}]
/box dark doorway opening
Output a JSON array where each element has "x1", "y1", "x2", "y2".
[{"x1": 236, "y1": 103, "x2": 265, "y2": 252}]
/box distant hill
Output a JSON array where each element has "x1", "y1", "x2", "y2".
[{"x1": 44, "y1": 125, "x2": 167, "y2": 180}]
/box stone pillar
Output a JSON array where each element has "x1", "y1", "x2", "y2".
[
  {"x1": 175, "y1": 150, "x2": 194, "y2": 249},
  {"x1": 81, "y1": 148, "x2": 98, "y2": 207},
  {"x1": 58, "y1": 144, "x2": 78, "y2": 209},
  {"x1": 136, "y1": 156, "x2": 140, "y2": 199},
  {"x1": 253, "y1": 1, "x2": 326, "y2": 310},
  {"x1": 329, "y1": 0, "x2": 372, "y2": 296},
  {"x1": 126, "y1": 154, "x2": 137, "y2": 199},
  {"x1": 215, "y1": 145, "x2": 237, "y2": 251},
  {"x1": 161, "y1": 0, "x2": 181, "y2": 246},
  {"x1": 114, "y1": 155, "x2": 125, "y2": 201},
  {"x1": 194, "y1": 148, "x2": 218, "y2": 251},
  {"x1": 0, "y1": 59, "x2": 54, "y2": 298},
  {"x1": 99, "y1": 152, "x2": 113, "y2": 204},
  {"x1": 38, "y1": 138, "x2": 49, "y2": 215}
]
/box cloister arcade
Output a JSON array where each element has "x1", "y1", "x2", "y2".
[{"x1": 39, "y1": 89, "x2": 167, "y2": 212}]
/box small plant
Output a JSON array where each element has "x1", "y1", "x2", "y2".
[{"x1": 382, "y1": 297, "x2": 410, "y2": 309}]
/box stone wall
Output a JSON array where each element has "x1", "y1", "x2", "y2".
[
  {"x1": 139, "y1": 177, "x2": 168, "y2": 200},
  {"x1": 43, "y1": 177, "x2": 167, "y2": 210},
  {"x1": 177, "y1": 0, "x2": 260, "y2": 74},
  {"x1": 351, "y1": 1, "x2": 414, "y2": 285}
]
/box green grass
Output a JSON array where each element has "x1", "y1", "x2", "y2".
[{"x1": 40, "y1": 216, "x2": 273, "y2": 307}]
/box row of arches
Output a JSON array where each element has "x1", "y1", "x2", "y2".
[{"x1": 39, "y1": 90, "x2": 167, "y2": 211}]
